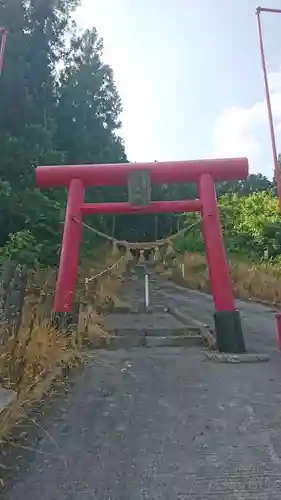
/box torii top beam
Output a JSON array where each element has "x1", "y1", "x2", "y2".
[{"x1": 36, "y1": 158, "x2": 249, "y2": 188}]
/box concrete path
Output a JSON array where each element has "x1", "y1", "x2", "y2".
[
  {"x1": 151, "y1": 274, "x2": 280, "y2": 356},
  {"x1": 2, "y1": 267, "x2": 281, "y2": 499}
]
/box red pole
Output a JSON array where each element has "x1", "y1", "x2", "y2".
[
  {"x1": 199, "y1": 173, "x2": 235, "y2": 311},
  {"x1": 0, "y1": 28, "x2": 7, "y2": 77},
  {"x1": 256, "y1": 8, "x2": 281, "y2": 210},
  {"x1": 275, "y1": 313, "x2": 281, "y2": 350},
  {"x1": 53, "y1": 179, "x2": 85, "y2": 312},
  {"x1": 257, "y1": 7, "x2": 281, "y2": 14}
]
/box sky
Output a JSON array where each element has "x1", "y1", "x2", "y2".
[{"x1": 75, "y1": 0, "x2": 281, "y2": 178}]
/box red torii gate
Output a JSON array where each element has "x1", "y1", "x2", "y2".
[{"x1": 36, "y1": 157, "x2": 249, "y2": 353}]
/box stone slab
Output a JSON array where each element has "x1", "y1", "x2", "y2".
[
  {"x1": 204, "y1": 351, "x2": 270, "y2": 363},
  {"x1": 145, "y1": 335, "x2": 202, "y2": 348}
]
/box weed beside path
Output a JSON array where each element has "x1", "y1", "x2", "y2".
[{"x1": 171, "y1": 252, "x2": 281, "y2": 306}]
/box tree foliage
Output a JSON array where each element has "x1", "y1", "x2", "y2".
[
  {"x1": 0, "y1": 0, "x2": 126, "y2": 265},
  {"x1": 177, "y1": 189, "x2": 281, "y2": 261}
]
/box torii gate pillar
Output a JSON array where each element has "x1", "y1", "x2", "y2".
[
  {"x1": 36, "y1": 157, "x2": 249, "y2": 354},
  {"x1": 199, "y1": 173, "x2": 245, "y2": 353}
]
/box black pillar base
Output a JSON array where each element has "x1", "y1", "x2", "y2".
[{"x1": 214, "y1": 310, "x2": 246, "y2": 354}]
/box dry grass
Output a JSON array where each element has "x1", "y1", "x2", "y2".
[
  {"x1": 77, "y1": 305, "x2": 108, "y2": 347},
  {"x1": 230, "y1": 259, "x2": 281, "y2": 304},
  {"x1": 0, "y1": 247, "x2": 127, "y2": 451},
  {"x1": 0, "y1": 276, "x2": 71, "y2": 447},
  {"x1": 80, "y1": 253, "x2": 127, "y2": 311},
  {"x1": 170, "y1": 252, "x2": 281, "y2": 305}
]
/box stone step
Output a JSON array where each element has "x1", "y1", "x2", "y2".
[
  {"x1": 113, "y1": 304, "x2": 170, "y2": 314},
  {"x1": 107, "y1": 326, "x2": 201, "y2": 337},
  {"x1": 145, "y1": 335, "x2": 202, "y2": 348},
  {"x1": 86, "y1": 335, "x2": 144, "y2": 350},
  {"x1": 105, "y1": 312, "x2": 185, "y2": 332},
  {"x1": 88, "y1": 334, "x2": 202, "y2": 350}
]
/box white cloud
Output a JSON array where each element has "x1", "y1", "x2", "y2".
[
  {"x1": 75, "y1": 2, "x2": 281, "y2": 172},
  {"x1": 213, "y1": 68, "x2": 281, "y2": 177}
]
